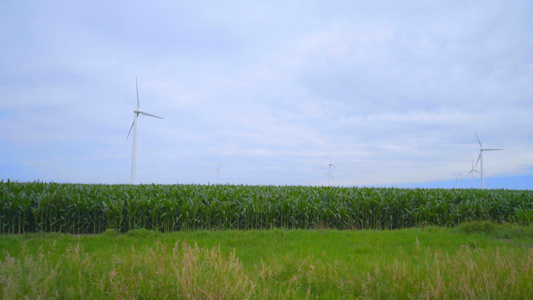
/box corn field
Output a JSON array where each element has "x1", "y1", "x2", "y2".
[{"x1": 1, "y1": 181, "x2": 532, "y2": 234}]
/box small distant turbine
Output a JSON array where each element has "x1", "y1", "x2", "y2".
[
  {"x1": 127, "y1": 77, "x2": 164, "y2": 184},
  {"x1": 324, "y1": 156, "x2": 336, "y2": 186},
  {"x1": 465, "y1": 158, "x2": 479, "y2": 189},
  {"x1": 453, "y1": 173, "x2": 462, "y2": 187},
  {"x1": 474, "y1": 131, "x2": 503, "y2": 189},
  {"x1": 215, "y1": 163, "x2": 221, "y2": 184}
]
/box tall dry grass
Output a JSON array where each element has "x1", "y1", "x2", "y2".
[
  {"x1": 354, "y1": 245, "x2": 533, "y2": 299},
  {"x1": 1, "y1": 241, "x2": 255, "y2": 299}
]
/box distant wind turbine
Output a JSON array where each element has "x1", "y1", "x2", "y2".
[
  {"x1": 465, "y1": 158, "x2": 479, "y2": 189},
  {"x1": 324, "y1": 156, "x2": 336, "y2": 186},
  {"x1": 453, "y1": 173, "x2": 462, "y2": 187},
  {"x1": 127, "y1": 77, "x2": 164, "y2": 184},
  {"x1": 215, "y1": 163, "x2": 221, "y2": 184},
  {"x1": 474, "y1": 131, "x2": 503, "y2": 189}
]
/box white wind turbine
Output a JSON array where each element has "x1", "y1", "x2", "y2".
[
  {"x1": 453, "y1": 173, "x2": 462, "y2": 187},
  {"x1": 474, "y1": 131, "x2": 503, "y2": 189},
  {"x1": 215, "y1": 163, "x2": 221, "y2": 184},
  {"x1": 127, "y1": 77, "x2": 164, "y2": 184},
  {"x1": 465, "y1": 158, "x2": 480, "y2": 189},
  {"x1": 324, "y1": 156, "x2": 336, "y2": 186}
]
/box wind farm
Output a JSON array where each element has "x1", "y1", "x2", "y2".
[
  {"x1": 474, "y1": 131, "x2": 503, "y2": 189},
  {"x1": 122, "y1": 82, "x2": 504, "y2": 189},
  {"x1": 1, "y1": 1, "x2": 530, "y2": 190},
  {"x1": 447, "y1": 132, "x2": 504, "y2": 190},
  {"x1": 2, "y1": 2, "x2": 532, "y2": 299}
]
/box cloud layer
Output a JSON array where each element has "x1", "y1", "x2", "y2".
[{"x1": 1, "y1": 1, "x2": 532, "y2": 188}]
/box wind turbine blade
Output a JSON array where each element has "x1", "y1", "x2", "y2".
[
  {"x1": 465, "y1": 170, "x2": 473, "y2": 177},
  {"x1": 474, "y1": 152, "x2": 482, "y2": 169},
  {"x1": 331, "y1": 173, "x2": 335, "y2": 182},
  {"x1": 136, "y1": 77, "x2": 140, "y2": 109},
  {"x1": 127, "y1": 119, "x2": 134, "y2": 140},
  {"x1": 454, "y1": 173, "x2": 461, "y2": 184},
  {"x1": 139, "y1": 111, "x2": 164, "y2": 119},
  {"x1": 483, "y1": 148, "x2": 503, "y2": 151},
  {"x1": 474, "y1": 131, "x2": 483, "y2": 148}
]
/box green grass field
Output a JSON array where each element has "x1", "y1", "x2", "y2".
[
  {"x1": 1, "y1": 222, "x2": 532, "y2": 299},
  {"x1": 2, "y1": 182, "x2": 532, "y2": 298}
]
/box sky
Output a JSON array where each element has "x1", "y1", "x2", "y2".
[{"x1": 1, "y1": 1, "x2": 532, "y2": 189}]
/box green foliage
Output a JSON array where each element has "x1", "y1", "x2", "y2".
[
  {"x1": 102, "y1": 228, "x2": 119, "y2": 237},
  {"x1": 456, "y1": 221, "x2": 497, "y2": 234},
  {"x1": 125, "y1": 228, "x2": 161, "y2": 238},
  {"x1": 455, "y1": 221, "x2": 533, "y2": 242},
  {"x1": 1, "y1": 181, "x2": 532, "y2": 233}
]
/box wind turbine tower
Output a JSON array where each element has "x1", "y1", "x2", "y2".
[
  {"x1": 465, "y1": 158, "x2": 479, "y2": 189},
  {"x1": 215, "y1": 163, "x2": 221, "y2": 184},
  {"x1": 474, "y1": 131, "x2": 503, "y2": 189},
  {"x1": 324, "y1": 156, "x2": 336, "y2": 186},
  {"x1": 127, "y1": 77, "x2": 164, "y2": 184},
  {"x1": 453, "y1": 173, "x2": 462, "y2": 187}
]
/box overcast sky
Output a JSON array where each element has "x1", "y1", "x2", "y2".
[{"x1": 1, "y1": 1, "x2": 532, "y2": 189}]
